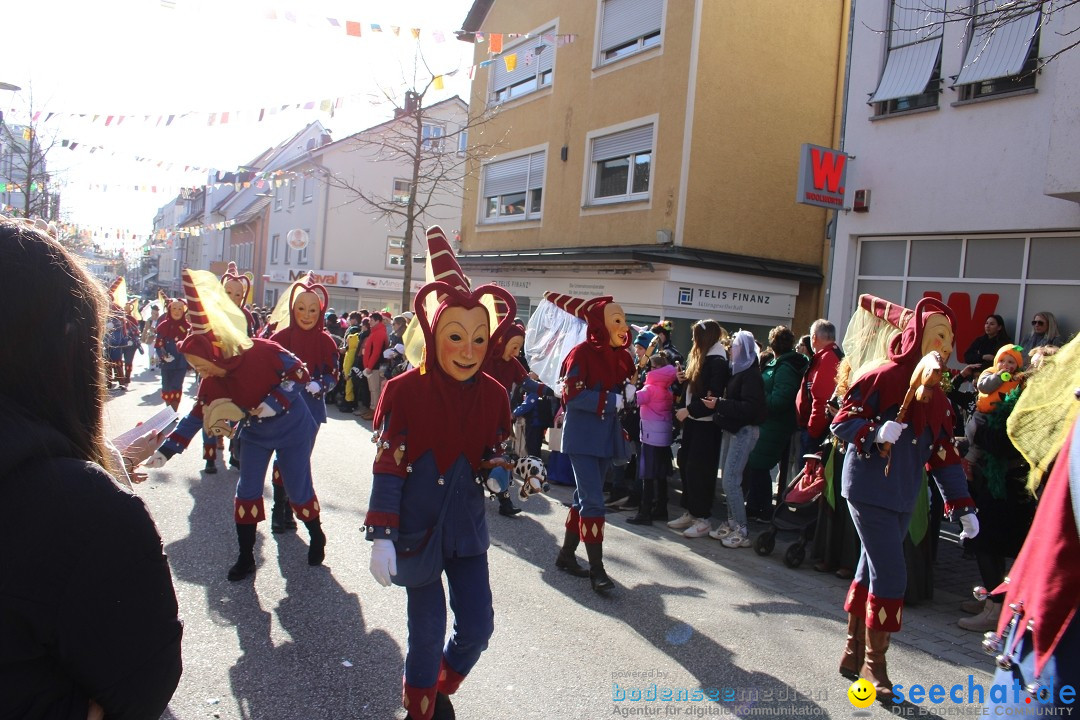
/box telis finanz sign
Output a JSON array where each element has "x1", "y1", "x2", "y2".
[{"x1": 796, "y1": 143, "x2": 848, "y2": 209}]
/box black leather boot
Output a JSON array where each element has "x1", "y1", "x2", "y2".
[
  {"x1": 271, "y1": 485, "x2": 296, "y2": 533},
  {"x1": 432, "y1": 692, "x2": 456, "y2": 720},
  {"x1": 228, "y1": 523, "x2": 257, "y2": 581},
  {"x1": 497, "y1": 491, "x2": 521, "y2": 516},
  {"x1": 305, "y1": 519, "x2": 326, "y2": 566},
  {"x1": 626, "y1": 477, "x2": 654, "y2": 525},
  {"x1": 584, "y1": 541, "x2": 614, "y2": 593},
  {"x1": 555, "y1": 526, "x2": 589, "y2": 577}
]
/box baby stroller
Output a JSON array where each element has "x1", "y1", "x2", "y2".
[{"x1": 752, "y1": 449, "x2": 828, "y2": 568}]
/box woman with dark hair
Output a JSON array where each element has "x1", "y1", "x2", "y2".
[
  {"x1": 670, "y1": 320, "x2": 731, "y2": 538},
  {"x1": 959, "y1": 314, "x2": 1012, "y2": 380},
  {"x1": 0, "y1": 219, "x2": 183, "y2": 719}
]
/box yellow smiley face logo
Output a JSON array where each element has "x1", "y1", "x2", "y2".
[{"x1": 848, "y1": 678, "x2": 876, "y2": 708}]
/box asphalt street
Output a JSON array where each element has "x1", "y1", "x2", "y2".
[{"x1": 104, "y1": 366, "x2": 996, "y2": 720}]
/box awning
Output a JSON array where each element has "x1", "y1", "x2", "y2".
[
  {"x1": 954, "y1": 6, "x2": 1039, "y2": 86},
  {"x1": 869, "y1": 4, "x2": 944, "y2": 103}
]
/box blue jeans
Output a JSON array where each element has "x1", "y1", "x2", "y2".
[{"x1": 721, "y1": 425, "x2": 760, "y2": 528}]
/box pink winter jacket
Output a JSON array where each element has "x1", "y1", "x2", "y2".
[{"x1": 636, "y1": 364, "x2": 677, "y2": 447}]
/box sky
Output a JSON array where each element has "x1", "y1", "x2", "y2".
[{"x1": 2, "y1": 0, "x2": 479, "y2": 244}]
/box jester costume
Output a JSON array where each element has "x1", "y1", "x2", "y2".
[
  {"x1": 154, "y1": 300, "x2": 190, "y2": 410},
  {"x1": 152, "y1": 270, "x2": 324, "y2": 581},
  {"x1": 269, "y1": 278, "x2": 340, "y2": 532},
  {"x1": 830, "y1": 297, "x2": 976, "y2": 700},
  {"x1": 548, "y1": 291, "x2": 636, "y2": 593},
  {"x1": 364, "y1": 241, "x2": 516, "y2": 720}
]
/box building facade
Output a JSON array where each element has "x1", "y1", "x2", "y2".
[
  {"x1": 457, "y1": 0, "x2": 848, "y2": 343},
  {"x1": 828, "y1": 0, "x2": 1080, "y2": 354}
]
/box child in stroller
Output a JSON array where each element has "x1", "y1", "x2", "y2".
[{"x1": 753, "y1": 443, "x2": 829, "y2": 567}]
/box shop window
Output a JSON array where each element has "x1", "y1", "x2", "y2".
[
  {"x1": 858, "y1": 239, "x2": 906, "y2": 276},
  {"x1": 909, "y1": 239, "x2": 961, "y2": 277}
]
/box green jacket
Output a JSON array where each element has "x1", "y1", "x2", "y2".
[{"x1": 747, "y1": 350, "x2": 808, "y2": 470}]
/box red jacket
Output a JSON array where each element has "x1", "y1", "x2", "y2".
[
  {"x1": 795, "y1": 342, "x2": 842, "y2": 440},
  {"x1": 362, "y1": 320, "x2": 388, "y2": 371}
]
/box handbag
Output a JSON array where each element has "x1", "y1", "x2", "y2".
[{"x1": 391, "y1": 473, "x2": 454, "y2": 588}]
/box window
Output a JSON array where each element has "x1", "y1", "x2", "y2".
[
  {"x1": 271, "y1": 234, "x2": 280, "y2": 263},
  {"x1": 298, "y1": 231, "x2": 309, "y2": 265},
  {"x1": 284, "y1": 240, "x2": 291, "y2": 265},
  {"x1": 302, "y1": 175, "x2": 314, "y2": 203},
  {"x1": 870, "y1": 0, "x2": 944, "y2": 115},
  {"x1": 274, "y1": 186, "x2": 282, "y2": 211},
  {"x1": 481, "y1": 150, "x2": 545, "y2": 223},
  {"x1": 387, "y1": 236, "x2": 405, "y2": 269},
  {"x1": 589, "y1": 125, "x2": 652, "y2": 204},
  {"x1": 288, "y1": 182, "x2": 296, "y2": 207},
  {"x1": 490, "y1": 31, "x2": 556, "y2": 103},
  {"x1": 457, "y1": 129, "x2": 468, "y2": 157},
  {"x1": 392, "y1": 179, "x2": 411, "y2": 205},
  {"x1": 598, "y1": 0, "x2": 663, "y2": 65},
  {"x1": 421, "y1": 124, "x2": 445, "y2": 152},
  {"x1": 955, "y1": 1, "x2": 1040, "y2": 100}
]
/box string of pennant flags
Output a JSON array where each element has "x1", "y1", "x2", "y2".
[{"x1": 16, "y1": 30, "x2": 575, "y2": 130}]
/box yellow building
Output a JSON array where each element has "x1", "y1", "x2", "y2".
[{"x1": 457, "y1": 0, "x2": 848, "y2": 345}]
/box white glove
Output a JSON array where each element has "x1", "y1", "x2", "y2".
[
  {"x1": 305, "y1": 381, "x2": 321, "y2": 395},
  {"x1": 369, "y1": 539, "x2": 397, "y2": 587},
  {"x1": 254, "y1": 402, "x2": 277, "y2": 419},
  {"x1": 383, "y1": 348, "x2": 396, "y2": 359},
  {"x1": 162, "y1": 354, "x2": 175, "y2": 363},
  {"x1": 615, "y1": 394, "x2": 625, "y2": 412},
  {"x1": 959, "y1": 513, "x2": 980, "y2": 541},
  {"x1": 624, "y1": 384, "x2": 637, "y2": 405},
  {"x1": 874, "y1": 421, "x2": 907, "y2": 445},
  {"x1": 143, "y1": 451, "x2": 169, "y2": 469},
  {"x1": 394, "y1": 343, "x2": 405, "y2": 354}
]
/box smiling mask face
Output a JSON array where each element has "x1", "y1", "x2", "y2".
[
  {"x1": 224, "y1": 279, "x2": 246, "y2": 308},
  {"x1": 921, "y1": 313, "x2": 954, "y2": 363},
  {"x1": 604, "y1": 303, "x2": 628, "y2": 348},
  {"x1": 168, "y1": 300, "x2": 186, "y2": 321},
  {"x1": 502, "y1": 335, "x2": 523, "y2": 362},
  {"x1": 293, "y1": 291, "x2": 321, "y2": 331},
  {"x1": 435, "y1": 306, "x2": 489, "y2": 381}
]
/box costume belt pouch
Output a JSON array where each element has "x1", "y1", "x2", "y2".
[{"x1": 392, "y1": 474, "x2": 455, "y2": 588}]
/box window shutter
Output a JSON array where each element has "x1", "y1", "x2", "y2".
[
  {"x1": 592, "y1": 125, "x2": 653, "y2": 162},
  {"x1": 869, "y1": 0, "x2": 944, "y2": 102},
  {"x1": 955, "y1": 2, "x2": 1040, "y2": 85},
  {"x1": 600, "y1": 0, "x2": 663, "y2": 53},
  {"x1": 483, "y1": 155, "x2": 530, "y2": 197},
  {"x1": 528, "y1": 152, "x2": 546, "y2": 190},
  {"x1": 491, "y1": 34, "x2": 551, "y2": 93}
]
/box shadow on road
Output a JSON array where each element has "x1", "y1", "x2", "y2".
[{"x1": 164, "y1": 463, "x2": 404, "y2": 720}]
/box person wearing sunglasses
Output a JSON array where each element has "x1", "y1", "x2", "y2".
[{"x1": 1021, "y1": 311, "x2": 1064, "y2": 352}]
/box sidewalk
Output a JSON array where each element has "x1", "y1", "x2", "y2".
[{"x1": 546, "y1": 479, "x2": 995, "y2": 676}]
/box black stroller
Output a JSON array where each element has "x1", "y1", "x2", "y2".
[{"x1": 752, "y1": 448, "x2": 829, "y2": 567}]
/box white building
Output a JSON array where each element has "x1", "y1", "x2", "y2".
[
  {"x1": 264, "y1": 96, "x2": 468, "y2": 313},
  {"x1": 828, "y1": 1, "x2": 1080, "y2": 353}
]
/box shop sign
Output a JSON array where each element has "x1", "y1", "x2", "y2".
[
  {"x1": 355, "y1": 275, "x2": 426, "y2": 293},
  {"x1": 266, "y1": 268, "x2": 354, "y2": 285},
  {"x1": 796, "y1": 143, "x2": 847, "y2": 209},
  {"x1": 667, "y1": 282, "x2": 794, "y2": 317}
]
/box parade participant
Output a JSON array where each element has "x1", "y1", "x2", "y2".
[
  {"x1": 154, "y1": 296, "x2": 190, "y2": 410},
  {"x1": 269, "y1": 277, "x2": 340, "y2": 533},
  {"x1": 221, "y1": 261, "x2": 258, "y2": 337},
  {"x1": 145, "y1": 269, "x2": 325, "y2": 581},
  {"x1": 831, "y1": 297, "x2": 979, "y2": 701},
  {"x1": 143, "y1": 303, "x2": 161, "y2": 370},
  {"x1": 546, "y1": 291, "x2": 637, "y2": 592},
  {"x1": 120, "y1": 298, "x2": 143, "y2": 388},
  {"x1": 364, "y1": 271, "x2": 517, "y2": 720},
  {"x1": 103, "y1": 278, "x2": 128, "y2": 389}
]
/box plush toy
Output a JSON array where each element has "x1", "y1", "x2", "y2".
[{"x1": 514, "y1": 455, "x2": 550, "y2": 500}]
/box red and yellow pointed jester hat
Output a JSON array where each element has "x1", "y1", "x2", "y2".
[
  {"x1": 545, "y1": 291, "x2": 635, "y2": 400},
  {"x1": 107, "y1": 276, "x2": 127, "y2": 312},
  {"x1": 178, "y1": 269, "x2": 253, "y2": 369}
]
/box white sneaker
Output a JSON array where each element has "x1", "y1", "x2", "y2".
[
  {"x1": 708, "y1": 521, "x2": 733, "y2": 540},
  {"x1": 720, "y1": 526, "x2": 751, "y2": 548},
  {"x1": 683, "y1": 519, "x2": 713, "y2": 538},
  {"x1": 667, "y1": 512, "x2": 694, "y2": 530}
]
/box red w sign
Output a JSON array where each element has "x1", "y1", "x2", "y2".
[{"x1": 796, "y1": 143, "x2": 848, "y2": 209}]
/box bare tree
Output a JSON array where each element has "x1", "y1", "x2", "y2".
[
  {"x1": 320, "y1": 49, "x2": 506, "y2": 310},
  {"x1": 881, "y1": 0, "x2": 1080, "y2": 72},
  {"x1": 0, "y1": 87, "x2": 63, "y2": 221}
]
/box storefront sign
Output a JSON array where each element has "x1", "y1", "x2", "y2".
[
  {"x1": 355, "y1": 275, "x2": 426, "y2": 293},
  {"x1": 666, "y1": 282, "x2": 795, "y2": 318},
  {"x1": 267, "y1": 268, "x2": 354, "y2": 286},
  {"x1": 796, "y1": 143, "x2": 847, "y2": 209}
]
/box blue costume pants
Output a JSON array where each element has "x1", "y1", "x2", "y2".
[
  {"x1": 235, "y1": 405, "x2": 317, "y2": 507},
  {"x1": 405, "y1": 553, "x2": 493, "y2": 687},
  {"x1": 570, "y1": 454, "x2": 612, "y2": 519},
  {"x1": 848, "y1": 500, "x2": 911, "y2": 600}
]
